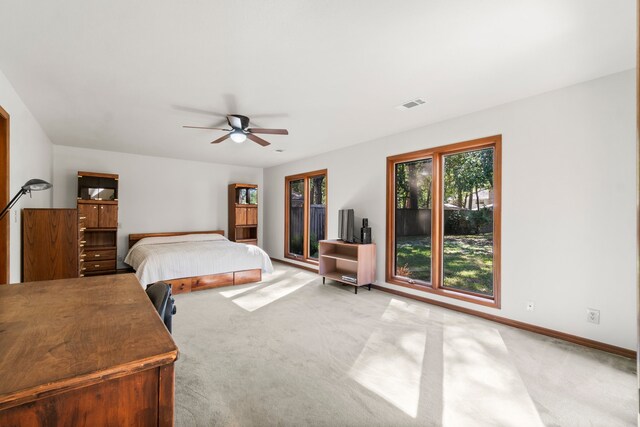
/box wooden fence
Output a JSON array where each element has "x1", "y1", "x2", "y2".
[
  {"x1": 396, "y1": 209, "x2": 432, "y2": 237},
  {"x1": 396, "y1": 208, "x2": 493, "y2": 237},
  {"x1": 290, "y1": 205, "x2": 326, "y2": 241}
]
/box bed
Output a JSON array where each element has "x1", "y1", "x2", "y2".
[{"x1": 125, "y1": 230, "x2": 273, "y2": 294}]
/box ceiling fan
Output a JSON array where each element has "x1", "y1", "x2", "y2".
[{"x1": 183, "y1": 114, "x2": 288, "y2": 146}]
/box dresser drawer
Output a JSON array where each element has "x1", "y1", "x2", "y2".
[
  {"x1": 85, "y1": 249, "x2": 116, "y2": 260},
  {"x1": 84, "y1": 260, "x2": 116, "y2": 272}
]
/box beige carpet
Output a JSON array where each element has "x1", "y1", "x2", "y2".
[{"x1": 172, "y1": 263, "x2": 636, "y2": 426}]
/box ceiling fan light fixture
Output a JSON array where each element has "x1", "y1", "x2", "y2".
[
  {"x1": 183, "y1": 112, "x2": 288, "y2": 147},
  {"x1": 230, "y1": 130, "x2": 247, "y2": 143}
]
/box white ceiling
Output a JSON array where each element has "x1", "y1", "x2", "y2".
[{"x1": 0, "y1": 1, "x2": 635, "y2": 168}]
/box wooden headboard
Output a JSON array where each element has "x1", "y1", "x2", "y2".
[{"x1": 128, "y1": 230, "x2": 225, "y2": 250}]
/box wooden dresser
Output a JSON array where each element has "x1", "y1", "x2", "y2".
[
  {"x1": 0, "y1": 274, "x2": 178, "y2": 426},
  {"x1": 22, "y1": 209, "x2": 79, "y2": 281}
]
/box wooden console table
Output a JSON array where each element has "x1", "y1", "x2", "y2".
[
  {"x1": 318, "y1": 240, "x2": 376, "y2": 294},
  {"x1": 0, "y1": 274, "x2": 179, "y2": 426}
]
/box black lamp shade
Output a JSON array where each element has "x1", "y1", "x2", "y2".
[
  {"x1": 0, "y1": 178, "x2": 53, "y2": 221},
  {"x1": 21, "y1": 179, "x2": 52, "y2": 192}
]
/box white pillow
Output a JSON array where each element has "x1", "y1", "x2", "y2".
[{"x1": 133, "y1": 233, "x2": 227, "y2": 248}]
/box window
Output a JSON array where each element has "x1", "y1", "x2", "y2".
[
  {"x1": 285, "y1": 169, "x2": 327, "y2": 263},
  {"x1": 394, "y1": 158, "x2": 433, "y2": 283},
  {"x1": 386, "y1": 136, "x2": 501, "y2": 307}
]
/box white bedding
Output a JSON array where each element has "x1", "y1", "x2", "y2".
[{"x1": 124, "y1": 233, "x2": 273, "y2": 285}]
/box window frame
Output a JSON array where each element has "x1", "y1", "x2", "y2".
[
  {"x1": 385, "y1": 135, "x2": 502, "y2": 308},
  {"x1": 284, "y1": 169, "x2": 328, "y2": 265}
]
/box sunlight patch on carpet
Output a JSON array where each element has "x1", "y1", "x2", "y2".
[
  {"x1": 232, "y1": 273, "x2": 314, "y2": 312},
  {"x1": 349, "y1": 299, "x2": 430, "y2": 417},
  {"x1": 442, "y1": 315, "x2": 543, "y2": 427},
  {"x1": 219, "y1": 284, "x2": 260, "y2": 298}
]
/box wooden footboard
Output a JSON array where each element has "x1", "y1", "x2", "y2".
[{"x1": 165, "y1": 269, "x2": 262, "y2": 295}]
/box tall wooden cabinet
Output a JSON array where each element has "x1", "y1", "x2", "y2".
[
  {"x1": 228, "y1": 183, "x2": 258, "y2": 246},
  {"x1": 77, "y1": 171, "x2": 119, "y2": 276},
  {"x1": 22, "y1": 209, "x2": 79, "y2": 282}
]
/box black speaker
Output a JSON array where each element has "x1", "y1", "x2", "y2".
[{"x1": 360, "y1": 218, "x2": 371, "y2": 244}]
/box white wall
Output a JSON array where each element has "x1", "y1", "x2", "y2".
[
  {"x1": 52, "y1": 146, "x2": 263, "y2": 268},
  {"x1": 264, "y1": 69, "x2": 637, "y2": 350},
  {"x1": 0, "y1": 70, "x2": 54, "y2": 283}
]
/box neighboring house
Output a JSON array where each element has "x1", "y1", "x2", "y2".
[{"x1": 446, "y1": 188, "x2": 494, "y2": 210}]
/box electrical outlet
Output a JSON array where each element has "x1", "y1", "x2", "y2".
[
  {"x1": 587, "y1": 308, "x2": 600, "y2": 324},
  {"x1": 117, "y1": 255, "x2": 124, "y2": 262},
  {"x1": 526, "y1": 301, "x2": 534, "y2": 311}
]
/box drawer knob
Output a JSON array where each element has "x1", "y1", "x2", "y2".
[
  {"x1": 95, "y1": 254, "x2": 101, "y2": 257},
  {"x1": 80, "y1": 240, "x2": 86, "y2": 244},
  {"x1": 94, "y1": 265, "x2": 100, "y2": 267},
  {"x1": 79, "y1": 216, "x2": 86, "y2": 220}
]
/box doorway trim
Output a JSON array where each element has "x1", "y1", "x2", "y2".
[{"x1": 0, "y1": 105, "x2": 9, "y2": 285}]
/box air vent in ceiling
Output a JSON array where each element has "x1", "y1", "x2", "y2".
[{"x1": 395, "y1": 98, "x2": 426, "y2": 111}]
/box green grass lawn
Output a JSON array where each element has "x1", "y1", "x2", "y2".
[{"x1": 396, "y1": 233, "x2": 493, "y2": 296}]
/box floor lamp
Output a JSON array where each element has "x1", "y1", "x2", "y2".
[{"x1": 0, "y1": 179, "x2": 53, "y2": 220}]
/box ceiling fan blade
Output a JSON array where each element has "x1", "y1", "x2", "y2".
[
  {"x1": 209, "y1": 118, "x2": 229, "y2": 128},
  {"x1": 171, "y1": 105, "x2": 227, "y2": 118},
  {"x1": 248, "y1": 128, "x2": 289, "y2": 135},
  {"x1": 248, "y1": 113, "x2": 289, "y2": 119},
  {"x1": 183, "y1": 126, "x2": 231, "y2": 131},
  {"x1": 247, "y1": 133, "x2": 271, "y2": 147},
  {"x1": 211, "y1": 134, "x2": 231, "y2": 144}
]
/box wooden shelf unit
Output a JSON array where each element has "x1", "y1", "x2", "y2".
[
  {"x1": 77, "y1": 171, "x2": 119, "y2": 277},
  {"x1": 318, "y1": 240, "x2": 376, "y2": 294},
  {"x1": 22, "y1": 209, "x2": 79, "y2": 282},
  {"x1": 228, "y1": 183, "x2": 258, "y2": 246}
]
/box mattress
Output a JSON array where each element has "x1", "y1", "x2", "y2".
[{"x1": 124, "y1": 233, "x2": 274, "y2": 285}]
